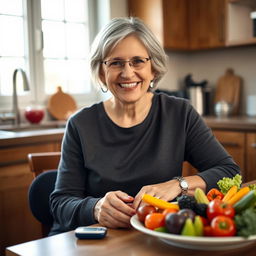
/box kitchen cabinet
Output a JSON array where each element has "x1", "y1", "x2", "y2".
[
  {"x1": 128, "y1": 0, "x2": 256, "y2": 50},
  {"x1": 0, "y1": 133, "x2": 63, "y2": 255},
  {"x1": 246, "y1": 133, "x2": 256, "y2": 182},
  {"x1": 189, "y1": 0, "x2": 226, "y2": 49},
  {"x1": 213, "y1": 130, "x2": 246, "y2": 176},
  {"x1": 213, "y1": 130, "x2": 256, "y2": 183},
  {"x1": 182, "y1": 117, "x2": 256, "y2": 184}
]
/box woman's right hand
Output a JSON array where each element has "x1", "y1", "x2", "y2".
[{"x1": 94, "y1": 191, "x2": 136, "y2": 228}]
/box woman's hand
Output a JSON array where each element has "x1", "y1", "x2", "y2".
[
  {"x1": 133, "y1": 180, "x2": 181, "y2": 210},
  {"x1": 94, "y1": 190, "x2": 136, "y2": 228},
  {"x1": 133, "y1": 176, "x2": 207, "y2": 210}
]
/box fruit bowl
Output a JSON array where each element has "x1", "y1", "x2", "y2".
[{"x1": 130, "y1": 215, "x2": 256, "y2": 251}]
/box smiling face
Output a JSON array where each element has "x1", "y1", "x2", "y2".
[{"x1": 100, "y1": 35, "x2": 155, "y2": 105}]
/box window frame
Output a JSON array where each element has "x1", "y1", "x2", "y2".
[{"x1": 0, "y1": 0, "x2": 100, "y2": 112}]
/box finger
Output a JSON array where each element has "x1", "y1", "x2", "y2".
[
  {"x1": 98, "y1": 208, "x2": 132, "y2": 228},
  {"x1": 109, "y1": 196, "x2": 136, "y2": 217},
  {"x1": 115, "y1": 191, "x2": 135, "y2": 204},
  {"x1": 133, "y1": 190, "x2": 149, "y2": 210}
]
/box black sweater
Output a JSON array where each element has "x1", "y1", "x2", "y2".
[{"x1": 49, "y1": 93, "x2": 240, "y2": 234}]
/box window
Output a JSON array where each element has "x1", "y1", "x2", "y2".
[{"x1": 0, "y1": 0, "x2": 98, "y2": 111}]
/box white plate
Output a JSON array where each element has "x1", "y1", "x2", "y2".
[{"x1": 130, "y1": 215, "x2": 256, "y2": 251}]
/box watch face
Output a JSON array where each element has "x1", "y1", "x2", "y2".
[{"x1": 180, "y1": 180, "x2": 188, "y2": 190}]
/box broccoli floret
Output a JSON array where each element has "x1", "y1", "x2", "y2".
[
  {"x1": 249, "y1": 184, "x2": 256, "y2": 191},
  {"x1": 235, "y1": 208, "x2": 256, "y2": 237},
  {"x1": 217, "y1": 174, "x2": 242, "y2": 194}
]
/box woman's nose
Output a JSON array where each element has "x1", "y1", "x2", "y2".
[{"x1": 120, "y1": 63, "x2": 135, "y2": 78}]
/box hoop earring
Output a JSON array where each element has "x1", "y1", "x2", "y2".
[{"x1": 100, "y1": 85, "x2": 108, "y2": 93}]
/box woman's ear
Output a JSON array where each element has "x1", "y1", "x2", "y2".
[{"x1": 99, "y1": 66, "x2": 106, "y2": 84}]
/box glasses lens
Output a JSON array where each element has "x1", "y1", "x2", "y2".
[
  {"x1": 131, "y1": 58, "x2": 146, "y2": 68},
  {"x1": 107, "y1": 60, "x2": 123, "y2": 68}
]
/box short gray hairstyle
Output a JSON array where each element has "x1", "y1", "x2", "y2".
[{"x1": 90, "y1": 17, "x2": 168, "y2": 89}]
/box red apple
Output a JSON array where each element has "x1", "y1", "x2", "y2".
[{"x1": 25, "y1": 107, "x2": 45, "y2": 124}]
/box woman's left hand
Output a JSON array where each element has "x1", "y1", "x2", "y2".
[{"x1": 132, "y1": 180, "x2": 181, "y2": 210}]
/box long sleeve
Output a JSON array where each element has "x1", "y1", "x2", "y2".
[{"x1": 49, "y1": 119, "x2": 100, "y2": 235}]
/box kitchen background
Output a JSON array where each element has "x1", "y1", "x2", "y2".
[
  {"x1": 1, "y1": 0, "x2": 256, "y2": 255},
  {"x1": 109, "y1": 0, "x2": 256, "y2": 116}
]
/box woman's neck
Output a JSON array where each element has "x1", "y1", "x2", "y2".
[{"x1": 103, "y1": 92, "x2": 154, "y2": 128}]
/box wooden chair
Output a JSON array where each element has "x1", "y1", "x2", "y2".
[
  {"x1": 27, "y1": 152, "x2": 61, "y2": 237},
  {"x1": 28, "y1": 152, "x2": 61, "y2": 177}
]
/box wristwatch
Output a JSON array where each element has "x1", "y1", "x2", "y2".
[{"x1": 173, "y1": 176, "x2": 189, "y2": 194}]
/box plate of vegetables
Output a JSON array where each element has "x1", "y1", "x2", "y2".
[{"x1": 130, "y1": 175, "x2": 256, "y2": 251}]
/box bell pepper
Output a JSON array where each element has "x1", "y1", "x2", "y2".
[{"x1": 207, "y1": 188, "x2": 224, "y2": 201}]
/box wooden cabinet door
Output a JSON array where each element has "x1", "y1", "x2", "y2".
[
  {"x1": 128, "y1": 0, "x2": 164, "y2": 45},
  {"x1": 189, "y1": 0, "x2": 226, "y2": 49},
  {"x1": 213, "y1": 130, "x2": 246, "y2": 178},
  {"x1": 246, "y1": 133, "x2": 256, "y2": 181},
  {"x1": 163, "y1": 0, "x2": 189, "y2": 49}
]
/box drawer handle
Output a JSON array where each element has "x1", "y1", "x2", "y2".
[
  {"x1": 221, "y1": 142, "x2": 239, "y2": 147},
  {"x1": 251, "y1": 143, "x2": 256, "y2": 148}
]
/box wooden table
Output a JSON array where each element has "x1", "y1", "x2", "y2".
[{"x1": 5, "y1": 226, "x2": 256, "y2": 256}]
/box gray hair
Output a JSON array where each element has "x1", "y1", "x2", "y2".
[{"x1": 90, "y1": 17, "x2": 168, "y2": 89}]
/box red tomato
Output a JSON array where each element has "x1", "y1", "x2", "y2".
[
  {"x1": 145, "y1": 213, "x2": 165, "y2": 230},
  {"x1": 207, "y1": 199, "x2": 235, "y2": 221},
  {"x1": 207, "y1": 188, "x2": 224, "y2": 201},
  {"x1": 211, "y1": 216, "x2": 236, "y2": 237},
  {"x1": 162, "y1": 208, "x2": 178, "y2": 217},
  {"x1": 137, "y1": 205, "x2": 157, "y2": 223}
]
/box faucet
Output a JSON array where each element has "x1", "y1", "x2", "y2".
[{"x1": 12, "y1": 68, "x2": 30, "y2": 125}]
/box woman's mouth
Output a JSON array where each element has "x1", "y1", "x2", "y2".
[{"x1": 119, "y1": 82, "x2": 140, "y2": 88}]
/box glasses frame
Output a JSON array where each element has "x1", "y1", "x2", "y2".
[{"x1": 102, "y1": 57, "x2": 151, "y2": 71}]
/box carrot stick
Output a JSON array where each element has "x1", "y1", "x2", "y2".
[
  {"x1": 227, "y1": 186, "x2": 250, "y2": 205},
  {"x1": 222, "y1": 185, "x2": 238, "y2": 203}
]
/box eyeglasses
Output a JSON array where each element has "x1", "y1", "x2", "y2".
[{"x1": 102, "y1": 57, "x2": 151, "y2": 71}]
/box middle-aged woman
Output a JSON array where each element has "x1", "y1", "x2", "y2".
[{"x1": 49, "y1": 17, "x2": 240, "y2": 235}]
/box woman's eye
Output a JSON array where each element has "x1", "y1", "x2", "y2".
[
  {"x1": 132, "y1": 58, "x2": 144, "y2": 64},
  {"x1": 109, "y1": 61, "x2": 122, "y2": 67}
]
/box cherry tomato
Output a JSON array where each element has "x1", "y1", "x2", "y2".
[
  {"x1": 162, "y1": 208, "x2": 178, "y2": 217},
  {"x1": 211, "y1": 216, "x2": 236, "y2": 237},
  {"x1": 207, "y1": 188, "x2": 224, "y2": 201},
  {"x1": 137, "y1": 205, "x2": 157, "y2": 223},
  {"x1": 145, "y1": 213, "x2": 165, "y2": 230},
  {"x1": 207, "y1": 199, "x2": 235, "y2": 221}
]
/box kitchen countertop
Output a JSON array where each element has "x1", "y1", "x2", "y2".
[
  {"x1": 0, "y1": 120, "x2": 66, "y2": 147},
  {"x1": 1, "y1": 116, "x2": 256, "y2": 148},
  {"x1": 204, "y1": 115, "x2": 256, "y2": 132}
]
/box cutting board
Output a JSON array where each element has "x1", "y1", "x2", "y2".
[
  {"x1": 214, "y1": 69, "x2": 242, "y2": 115},
  {"x1": 47, "y1": 86, "x2": 77, "y2": 120}
]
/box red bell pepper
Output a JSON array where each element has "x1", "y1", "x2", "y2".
[{"x1": 207, "y1": 188, "x2": 224, "y2": 201}]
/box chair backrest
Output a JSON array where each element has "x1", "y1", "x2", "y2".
[
  {"x1": 28, "y1": 152, "x2": 61, "y2": 177},
  {"x1": 27, "y1": 152, "x2": 61, "y2": 237}
]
